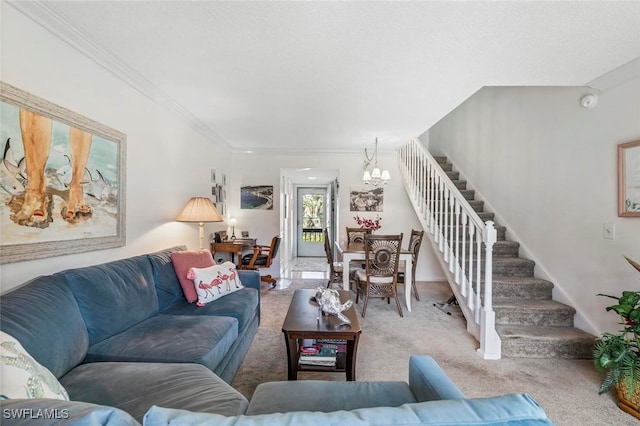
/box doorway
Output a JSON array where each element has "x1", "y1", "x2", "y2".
[{"x1": 296, "y1": 187, "x2": 326, "y2": 257}]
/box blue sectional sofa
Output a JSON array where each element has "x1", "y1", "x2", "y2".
[
  {"x1": 0, "y1": 246, "x2": 261, "y2": 423},
  {"x1": 1, "y1": 356, "x2": 554, "y2": 425}
]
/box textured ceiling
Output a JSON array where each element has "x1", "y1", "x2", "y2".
[{"x1": 10, "y1": 1, "x2": 640, "y2": 155}]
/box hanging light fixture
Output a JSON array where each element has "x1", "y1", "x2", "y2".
[{"x1": 362, "y1": 137, "x2": 390, "y2": 186}]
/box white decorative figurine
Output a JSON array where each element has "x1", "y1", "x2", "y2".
[{"x1": 314, "y1": 286, "x2": 352, "y2": 325}]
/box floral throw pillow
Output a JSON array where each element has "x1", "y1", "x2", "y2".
[
  {"x1": 187, "y1": 261, "x2": 244, "y2": 306},
  {"x1": 0, "y1": 331, "x2": 69, "y2": 400}
]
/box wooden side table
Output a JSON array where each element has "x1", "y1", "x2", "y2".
[
  {"x1": 282, "y1": 289, "x2": 361, "y2": 381},
  {"x1": 211, "y1": 239, "x2": 256, "y2": 266}
]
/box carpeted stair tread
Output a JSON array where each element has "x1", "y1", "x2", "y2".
[
  {"x1": 459, "y1": 189, "x2": 475, "y2": 200},
  {"x1": 437, "y1": 162, "x2": 453, "y2": 172},
  {"x1": 493, "y1": 299, "x2": 576, "y2": 327},
  {"x1": 476, "y1": 211, "x2": 495, "y2": 222},
  {"x1": 477, "y1": 256, "x2": 534, "y2": 276},
  {"x1": 452, "y1": 180, "x2": 467, "y2": 190},
  {"x1": 447, "y1": 225, "x2": 507, "y2": 241},
  {"x1": 497, "y1": 325, "x2": 595, "y2": 358},
  {"x1": 467, "y1": 200, "x2": 484, "y2": 211},
  {"x1": 455, "y1": 240, "x2": 518, "y2": 256},
  {"x1": 491, "y1": 241, "x2": 519, "y2": 257},
  {"x1": 491, "y1": 275, "x2": 553, "y2": 299},
  {"x1": 493, "y1": 298, "x2": 576, "y2": 312}
]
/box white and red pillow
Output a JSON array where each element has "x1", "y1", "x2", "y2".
[{"x1": 187, "y1": 261, "x2": 244, "y2": 306}]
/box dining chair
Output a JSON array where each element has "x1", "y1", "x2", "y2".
[
  {"x1": 345, "y1": 227, "x2": 371, "y2": 244},
  {"x1": 323, "y1": 228, "x2": 343, "y2": 289},
  {"x1": 398, "y1": 229, "x2": 425, "y2": 301},
  {"x1": 239, "y1": 236, "x2": 281, "y2": 287},
  {"x1": 354, "y1": 233, "x2": 404, "y2": 318}
]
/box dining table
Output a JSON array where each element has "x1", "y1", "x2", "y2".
[{"x1": 335, "y1": 240, "x2": 414, "y2": 312}]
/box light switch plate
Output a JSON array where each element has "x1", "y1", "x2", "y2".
[{"x1": 603, "y1": 223, "x2": 615, "y2": 240}]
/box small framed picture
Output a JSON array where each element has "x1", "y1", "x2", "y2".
[
  {"x1": 211, "y1": 169, "x2": 217, "y2": 183},
  {"x1": 618, "y1": 140, "x2": 640, "y2": 217},
  {"x1": 241, "y1": 231, "x2": 249, "y2": 238}
]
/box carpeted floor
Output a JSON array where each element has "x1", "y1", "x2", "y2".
[{"x1": 231, "y1": 279, "x2": 636, "y2": 425}]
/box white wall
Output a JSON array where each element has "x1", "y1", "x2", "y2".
[
  {"x1": 1, "y1": 5, "x2": 231, "y2": 292},
  {"x1": 427, "y1": 80, "x2": 640, "y2": 335},
  {"x1": 1, "y1": 4, "x2": 445, "y2": 293},
  {"x1": 228, "y1": 152, "x2": 445, "y2": 282}
]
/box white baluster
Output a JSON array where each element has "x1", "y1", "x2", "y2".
[
  {"x1": 454, "y1": 201, "x2": 461, "y2": 284},
  {"x1": 460, "y1": 212, "x2": 468, "y2": 297},
  {"x1": 448, "y1": 193, "x2": 455, "y2": 272},
  {"x1": 475, "y1": 228, "x2": 482, "y2": 325},
  {"x1": 467, "y1": 222, "x2": 475, "y2": 310}
]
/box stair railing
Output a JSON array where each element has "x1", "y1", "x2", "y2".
[{"x1": 398, "y1": 138, "x2": 501, "y2": 359}]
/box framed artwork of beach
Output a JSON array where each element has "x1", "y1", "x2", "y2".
[
  {"x1": 618, "y1": 140, "x2": 640, "y2": 217},
  {"x1": 0, "y1": 82, "x2": 126, "y2": 264},
  {"x1": 241, "y1": 185, "x2": 274, "y2": 210}
]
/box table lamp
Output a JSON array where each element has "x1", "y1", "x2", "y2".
[{"x1": 176, "y1": 197, "x2": 223, "y2": 249}]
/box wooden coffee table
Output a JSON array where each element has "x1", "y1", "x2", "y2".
[{"x1": 282, "y1": 289, "x2": 362, "y2": 381}]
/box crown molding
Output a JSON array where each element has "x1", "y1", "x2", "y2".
[
  {"x1": 7, "y1": 0, "x2": 233, "y2": 151},
  {"x1": 587, "y1": 56, "x2": 640, "y2": 92}
]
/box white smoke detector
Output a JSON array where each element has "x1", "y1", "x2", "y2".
[{"x1": 580, "y1": 93, "x2": 598, "y2": 109}]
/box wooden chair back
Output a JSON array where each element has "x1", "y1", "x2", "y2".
[
  {"x1": 346, "y1": 227, "x2": 371, "y2": 244},
  {"x1": 363, "y1": 233, "x2": 403, "y2": 279}
]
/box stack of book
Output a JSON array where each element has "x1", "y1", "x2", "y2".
[
  {"x1": 299, "y1": 345, "x2": 338, "y2": 367},
  {"x1": 316, "y1": 339, "x2": 347, "y2": 353}
]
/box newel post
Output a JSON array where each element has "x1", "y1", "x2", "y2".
[{"x1": 478, "y1": 221, "x2": 501, "y2": 359}]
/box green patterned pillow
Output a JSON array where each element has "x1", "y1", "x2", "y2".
[{"x1": 0, "y1": 331, "x2": 69, "y2": 400}]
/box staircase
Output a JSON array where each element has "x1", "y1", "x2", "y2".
[
  {"x1": 399, "y1": 139, "x2": 594, "y2": 359},
  {"x1": 434, "y1": 156, "x2": 594, "y2": 358}
]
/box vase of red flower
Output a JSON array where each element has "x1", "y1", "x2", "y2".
[{"x1": 353, "y1": 214, "x2": 382, "y2": 232}]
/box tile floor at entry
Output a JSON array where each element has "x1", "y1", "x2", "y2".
[{"x1": 281, "y1": 257, "x2": 329, "y2": 279}]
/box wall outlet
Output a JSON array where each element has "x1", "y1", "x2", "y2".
[{"x1": 603, "y1": 223, "x2": 615, "y2": 240}]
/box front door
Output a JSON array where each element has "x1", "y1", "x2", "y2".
[{"x1": 297, "y1": 187, "x2": 325, "y2": 257}]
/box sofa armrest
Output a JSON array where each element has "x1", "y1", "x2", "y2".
[
  {"x1": 408, "y1": 355, "x2": 465, "y2": 401},
  {"x1": 238, "y1": 270, "x2": 260, "y2": 293},
  {"x1": 0, "y1": 398, "x2": 140, "y2": 426}
]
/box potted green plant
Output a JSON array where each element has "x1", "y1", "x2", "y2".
[{"x1": 593, "y1": 256, "x2": 640, "y2": 419}]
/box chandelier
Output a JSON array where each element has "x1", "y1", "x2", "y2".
[{"x1": 362, "y1": 138, "x2": 390, "y2": 186}]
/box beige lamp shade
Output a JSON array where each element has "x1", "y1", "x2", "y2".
[
  {"x1": 176, "y1": 197, "x2": 223, "y2": 249},
  {"x1": 176, "y1": 197, "x2": 223, "y2": 222}
]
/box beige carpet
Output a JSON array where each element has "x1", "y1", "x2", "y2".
[{"x1": 231, "y1": 279, "x2": 637, "y2": 425}]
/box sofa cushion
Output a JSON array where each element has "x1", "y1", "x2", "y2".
[
  {"x1": 84, "y1": 315, "x2": 238, "y2": 372},
  {"x1": 171, "y1": 250, "x2": 216, "y2": 303},
  {"x1": 0, "y1": 331, "x2": 69, "y2": 401},
  {"x1": 65, "y1": 255, "x2": 160, "y2": 345},
  {"x1": 247, "y1": 380, "x2": 417, "y2": 414},
  {"x1": 161, "y1": 287, "x2": 258, "y2": 332},
  {"x1": 188, "y1": 262, "x2": 244, "y2": 305},
  {"x1": 0, "y1": 273, "x2": 89, "y2": 378},
  {"x1": 144, "y1": 393, "x2": 554, "y2": 425},
  {"x1": 0, "y1": 398, "x2": 140, "y2": 426},
  {"x1": 60, "y1": 362, "x2": 248, "y2": 423},
  {"x1": 147, "y1": 245, "x2": 188, "y2": 310}
]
